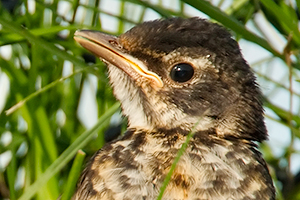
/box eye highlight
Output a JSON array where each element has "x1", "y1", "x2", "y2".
[{"x1": 170, "y1": 63, "x2": 194, "y2": 83}]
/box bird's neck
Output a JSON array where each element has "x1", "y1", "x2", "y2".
[{"x1": 125, "y1": 127, "x2": 254, "y2": 148}]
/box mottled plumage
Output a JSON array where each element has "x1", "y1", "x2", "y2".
[{"x1": 73, "y1": 17, "x2": 275, "y2": 200}]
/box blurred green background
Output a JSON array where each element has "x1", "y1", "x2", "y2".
[{"x1": 0, "y1": 0, "x2": 300, "y2": 199}]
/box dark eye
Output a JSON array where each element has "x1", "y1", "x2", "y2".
[{"x1": 170, "y1": 63, "x2": 194, "y2": 83}]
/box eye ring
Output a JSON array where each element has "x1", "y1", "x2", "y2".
[{"x1": 170, "y1": 63, "x2": 194, "y2": 83}]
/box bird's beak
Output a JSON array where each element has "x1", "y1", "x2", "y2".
[{"x1": 74, "y1": 30, "x2": 163, "y2": 88}]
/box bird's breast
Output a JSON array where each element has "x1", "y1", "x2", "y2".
[{"x1": 74, "y1": 129, "x2": 273, "y2": 200}]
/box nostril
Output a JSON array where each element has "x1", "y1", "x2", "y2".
[
  {"x1": 109, "y1": 40, "x2": 117, "y2": 45},
  {"x1": 109, "y1": 40, "x2": 123, "y2": 50}
]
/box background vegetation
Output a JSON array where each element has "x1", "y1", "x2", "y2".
[{"x1": 0, "y1": 0, "x2": 300, "y2": 199}]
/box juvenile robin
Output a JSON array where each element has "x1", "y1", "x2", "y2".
[{"x1": 73, "y1": 17, "x2": 275, "y2": 200}]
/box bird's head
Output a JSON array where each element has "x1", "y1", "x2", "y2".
[{"x1": 74, "y1": 17, "x2": 267, "y2": 142}]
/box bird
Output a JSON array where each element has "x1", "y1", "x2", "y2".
[{"x1": 73, "y1": 17, "x2": 275, "y2": 200}]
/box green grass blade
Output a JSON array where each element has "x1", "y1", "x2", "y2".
[
  {"x1": 0, "y1": 25, "x2": 81, "y2": 45},
  {"x1": 18, "y1": 102, "x2": 120, "y2": 200},
  {"x1": 5, "y1": 67, "x2": 92, "y2": 115},
  {"x1": 6, "y1": 152, "x2": 16, "y2": 200},
  {"x1": 260, "y1": 0, "x2": 300, "y2": 46},
  {"x1": 0, "y1": 17, "x2": 86, "y2": 69},
  {"x1": 156, "y1": 119, "x2": 201, "y2": 200},
  {"x1": 35, "y1": 107, "x2": 58, "y2": 162},
  {"x1": 156, "y1": 132, "x2": 193, "y2": 200},
  {"x1": 61, "y1": 150, "x2": 86, "y2": 200},
  {"x1": 125, "y1": 0, "x2": 172, "y2": 18},
  {"x1": 181, "y1": 0, "x2": 283, "y2": 59}
]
